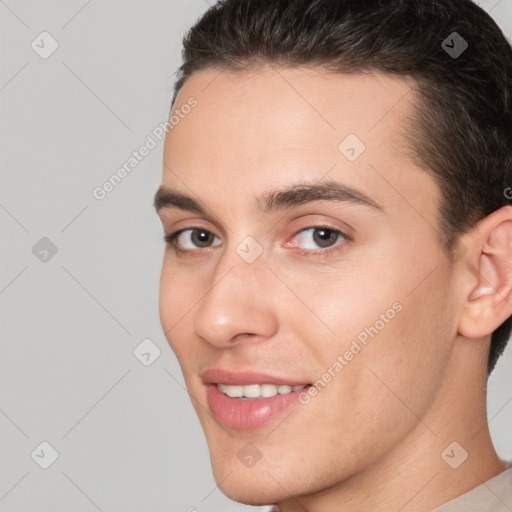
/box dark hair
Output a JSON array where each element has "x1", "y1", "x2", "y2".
[{"x1": 171, "y1": 0, "x2": 512, "y2": 374}]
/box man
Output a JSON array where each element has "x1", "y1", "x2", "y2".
[{"x1": 154, "y1": 0, "x2": 512, "y2": 510}]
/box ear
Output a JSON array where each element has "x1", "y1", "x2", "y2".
[{"x1": 458, "y1": 206, "x2": 512, "y2": 339}]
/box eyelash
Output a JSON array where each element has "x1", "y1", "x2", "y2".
[{"x1": 163, "y1": 224, "x2": 352, "y2": 257}]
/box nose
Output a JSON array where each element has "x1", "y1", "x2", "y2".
[{"x1": 192, "y1": 246, "x2": 279, "y2": 349}]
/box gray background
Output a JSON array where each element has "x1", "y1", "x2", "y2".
[{"x1": 1, "y1": 1, "x2": 511, "y2": 511}]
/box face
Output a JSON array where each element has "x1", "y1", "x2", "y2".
[{"x1": 156, "y1": 65, "x2": 459, "y2": 505}]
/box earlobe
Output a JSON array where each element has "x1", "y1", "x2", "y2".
[{"x1": 458, "y1": 207, "x2": 512, "y2": 339}]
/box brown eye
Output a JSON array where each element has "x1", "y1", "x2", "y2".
[
  {"x1": 312, "y1": 228, "x2": 340, "y2": 248},
  {"x1": 164, "y1": 228, "x2": 222, "y2": 252},
  {"x1": 190, "y1": 229, "x2": 215, "y2": 247},
  {"x1": 295, "y1": 227, "x2": 346, "y2": 250}
]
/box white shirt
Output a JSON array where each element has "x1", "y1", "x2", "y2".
[{"x1": 433, "y1": 466, "x2": 512, "y2": 512}]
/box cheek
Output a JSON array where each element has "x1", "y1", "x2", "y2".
[
  {"x1": 329, "y1": 265, "x2": 455, "y2": 426},
  {"x1": 158, "y1": 259, "x2": 196, "y2": 354},
  {"x1": 274, "y1": 272, "x2": 456, "y2": 485},
  {"x1": 297, "y1": 253, "x2": 455, "y2": 428}
]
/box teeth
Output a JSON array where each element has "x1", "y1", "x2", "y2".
[
  {"x1": 261, "y1": 384, "x2": 277, "y2": 397},
  {"x1": 243, "y1": 384, "x2": 260, "y2": 398},
  {"x1": 218, "y1": 383, "x2": 243, "y2": 397},
  {"x1": 217, "y1": 383, "x2": 307, "y2": 398}
]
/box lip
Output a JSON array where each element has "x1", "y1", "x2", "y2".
[
  {"x1": 206, "y1": 383, "x2": 311, "y2": 429},
  {"x1": 201, "y1": 368, "x2": 311, "y2": 429},
  {"x1": 201, "y1": 368, "x2": 310, "y2": 387}
]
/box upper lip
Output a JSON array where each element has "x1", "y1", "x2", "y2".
[{"x1": 201, "y1": 368, "x2": 310, "y2": 387}]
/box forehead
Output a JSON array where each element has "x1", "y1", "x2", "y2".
[
  {"x1": 162, "y1": 65, "x2": 437, "y2": 223},
  {"x1": 170, "y1": 64, "x2": 416, "y2": 149}
]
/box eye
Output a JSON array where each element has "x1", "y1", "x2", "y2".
[
  {"x1": 164, "y1": 225, "x2": 350, "y2": 256},
  {"x1": 287, "y1": 226, "x2": 349, "y2": 254},
  {"x1": 164, "y1": 228, "x2": 221, "y2": 253}
]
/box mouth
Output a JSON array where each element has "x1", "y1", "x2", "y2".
[
  {"x1": 217, "y1": 382, "x2": 307, "y2": 399},
  {"x1": 201, "y1": 369, "x2": 312, "y2": 429}
]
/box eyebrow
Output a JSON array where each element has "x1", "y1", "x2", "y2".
[{"x1": 153, "y1": 180, "x2": 383, "y2": 216}]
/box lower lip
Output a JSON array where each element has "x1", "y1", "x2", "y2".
[{"x1": 206, "y1": 384, "x2": 310, "y2": 429}]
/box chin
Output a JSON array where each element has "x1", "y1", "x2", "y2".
[
  {"x1": 213, "y1": 467, "x2": 290, "y2": 507},
  {"x1": 209, "y1": 451, "x2": 323, "y2": 508}
]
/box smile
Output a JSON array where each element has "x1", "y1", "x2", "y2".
[{"x1": 217, "y1": 383, "x2": 307, "y2": 399}]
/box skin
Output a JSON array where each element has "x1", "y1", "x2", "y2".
[{"x1": 155, "y1": 65, "x2": 512, "y2": 512}]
